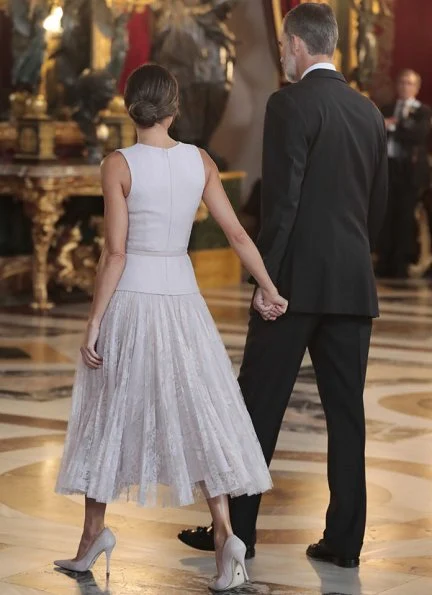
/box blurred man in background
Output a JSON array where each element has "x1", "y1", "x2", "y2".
[{"x1": 377, "y1": 69, "x2": 431, "y2": 278}]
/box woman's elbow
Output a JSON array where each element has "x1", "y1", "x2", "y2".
[
  {"x1": 228, "y1": 227, "x2": 250, "y2": 247},
  {"x1": 105, "y1": 250, "x2": 126, "y2": 264}
]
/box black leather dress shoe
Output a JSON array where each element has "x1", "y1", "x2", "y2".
[
  {"x1": 306, "y1": 540, "x2": 359, "y2": 568},
  {"x1": 177, "y1": 525, "x2": 256, "y2": 559}
]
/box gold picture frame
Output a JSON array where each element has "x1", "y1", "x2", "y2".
[{"x1": 271, "y1": 0, "x2": 285, "y2": 40}]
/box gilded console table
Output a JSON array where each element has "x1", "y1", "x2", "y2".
[
  {"x1": 0, "y1": 162, "x2": 244, "y2": 311},
  {"x1": 0, "y1": 162, "x2": 101, "y2": 310}
]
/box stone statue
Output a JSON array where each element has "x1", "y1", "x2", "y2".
[
  {"x1": 72, "y1": 69, "x2": 117, "y2": 163},
  {"x1": 9, "y1": 0, "x2": 51, "y2": 92},
  {"x1": 350, "y1": 0, "x2": 379, "y2": 93},
  {"x1": 106, "y1": 12, "x2": 130, "y2": 81},
  {"x1": 54, "y1": 0, "x2": 130, "y2": 162},
  {"x1": 151, "y1": 0, "x2": 237, "y2": 170},
  {"x1": 54, "y1": 0, "x2": 91, "y2": 108}
]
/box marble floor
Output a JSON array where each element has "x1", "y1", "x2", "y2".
[{"x1": 0, "y1": 281, "x2": 432, "y2": 595}]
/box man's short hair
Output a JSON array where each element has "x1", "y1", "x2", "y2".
[{"x1": 283, "y1": 2, "x2": 339, "y2": 57}]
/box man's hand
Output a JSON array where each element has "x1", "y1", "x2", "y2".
[
  {"x1": 385, "y1": 117, "x2": 397, "y2": 130},
  {"x1": 253, "y1": 287, "x2": 288, "y2": 321}
]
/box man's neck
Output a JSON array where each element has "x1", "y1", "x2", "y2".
[
  {"x1": 300, "y1": 58, "x2": 336, "y2": 81},
  {"x1": 299, "y1": 56, "x2": 334, "y2": 80},
  {"x1": 302, "y1": 56, "x2": 334, "y2": 71}
]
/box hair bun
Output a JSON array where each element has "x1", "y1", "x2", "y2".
[
  {"x1": 124, "y1": 64, "x2": 179, "y2": 129},
  {"x1": 128, "y1": 101, "x2": 158, "y2": 128}
]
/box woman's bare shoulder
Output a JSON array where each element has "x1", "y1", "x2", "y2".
[
  {"x1": 198, "y1": 147, "x2": 218, "y2": 178},
  {"x1": 101, "y1": 150, "x2": 127, "y2": 173}
]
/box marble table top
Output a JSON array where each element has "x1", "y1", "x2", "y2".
[{"x1": 0, "y1": 161, "x2": 100, "y2": 179}]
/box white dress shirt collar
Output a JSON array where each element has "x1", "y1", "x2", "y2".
[
  {"x1": 397, "y1": 97, "x2": 421, "y2": 109},
  {"x1": 301, "y1": 62, "x2": 337, "y2": 80}
]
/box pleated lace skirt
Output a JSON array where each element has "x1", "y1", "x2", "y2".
[{"x1": 55, "y1": 290, "x2": 272, "y2": 507}]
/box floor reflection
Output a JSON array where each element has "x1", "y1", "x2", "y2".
[
  {"x1": 54, "y1": 568, "x2": 111, "y2": 594},
  {"x1": 308, "y1": 559, "x2": 362, "y2": 595}
]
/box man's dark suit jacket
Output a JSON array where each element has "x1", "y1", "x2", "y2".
[
  {"x1": 381, "y1": 101, "x2": 431, "y2": 191},
  {"x1": 256, "y1": 69, "x2": 388, "y2": 318}
]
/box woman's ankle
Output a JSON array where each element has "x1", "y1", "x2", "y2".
[
  {"x1": 213, "y1": 525, "x2": 233, "y2": 549},
  {"x1": 83, "y1": 523, "x2": 105, "y2": 540}
]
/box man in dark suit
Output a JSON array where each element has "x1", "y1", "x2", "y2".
[
  {"x1": 179, "y1": 2, "x2": 387, "y2": 568},
  {"x1": 377, "y1": 69, "x2": 431, "y2": 278}
]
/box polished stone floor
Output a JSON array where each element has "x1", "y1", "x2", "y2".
[{"x1": 0, "y1": 281, "x2": 432, "y2": 594}]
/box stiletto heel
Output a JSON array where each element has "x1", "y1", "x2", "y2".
[
  {"x1": 105, "y1": 544, "x2": 115, "y2": 578},
  {"x1": 54, "y1": 527, "x2": 116, "y2": 574},
  {"x1": 209, "y1": 535, "x2": 249, "y2": 592}
]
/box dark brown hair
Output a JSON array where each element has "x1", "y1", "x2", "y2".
[
  {"x1": 124, "y1": 64, "x2": 179, "y2": 129},
  {"x1": 284, "y1": 2, "x2": 338, "y2": 57}
]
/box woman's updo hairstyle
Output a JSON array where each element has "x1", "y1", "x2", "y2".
[{"x1": 124, "y1": 64, "x2": 179, "y2": 129}]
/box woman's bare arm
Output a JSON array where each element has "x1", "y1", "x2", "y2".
[
  {"x1": 81, "y1": 152, "x2": 130, "y2": 368},
  {"x1": 199, "y1": 149, "x2": 287, "y2": 312}
]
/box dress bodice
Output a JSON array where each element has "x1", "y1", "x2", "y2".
[
  {"x1": 115, "y1": 142, "x2": 206, "y2": 295},
  {"x1": 117, "y1": 142, "x2": 205, "y2": 254}
]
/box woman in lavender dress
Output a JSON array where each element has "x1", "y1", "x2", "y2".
[{"x1": 54, "y1": 64, "x2": 286, "y2": 591}]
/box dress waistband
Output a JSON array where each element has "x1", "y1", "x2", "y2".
[{"x1": 126, "y1": 248, "x2": 187, "y2": 257}]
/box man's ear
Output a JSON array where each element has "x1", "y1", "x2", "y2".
[{"x1": 291, "y1": 35, "x2": 303, "y2": 56}]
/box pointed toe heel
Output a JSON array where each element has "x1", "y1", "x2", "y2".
[
  {"x1": 54, "y1": 527, "x2": 116, "y2": 575},
  {"x1": 209, "y1": 535, "x2": 248, "y2": 592}
]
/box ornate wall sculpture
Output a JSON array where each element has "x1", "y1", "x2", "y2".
[
  {"x1": 151, "y1": 0, "x2": 237, "y2": 170},
  {"x1": 348, "y1": 0, "x2": 395, "y2": 100},
  {"x1": 349, "y1": 0, "x2": 380, "y2": 92},
  {"x1": 8, "y1": 0, "x2": 51, "y2": 93},
  {"x1": 53, "y1": 216, "x2": 104, "y2": 295},
  {"x1": 53, "y1": 0, "x2": 131, "y2": 162},
  {"x1": 367, "y1": 0, "x2": 395, "y2": 105}
]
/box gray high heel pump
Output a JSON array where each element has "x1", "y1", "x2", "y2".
[
  {"x1": 209, "y1": 534, "x2": 249, "y2": 592},
  {"x1": 54, "y1": 527, "x2": 116, "y2": 578}
]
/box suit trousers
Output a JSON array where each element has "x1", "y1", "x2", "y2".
[
  {"x1": 229, "y1": 310, "x2": 372, "y2": 558},
  {"x1": 377, "y1": 158, "x2": 418, "y2": 276}
]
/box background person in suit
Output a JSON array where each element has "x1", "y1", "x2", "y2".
[
  {"x1": 376, "y1": 69, "x2": 431, "y2": 278},
  {"x1": 179, "y1": 2, "x2": 388, "y2": 568}
]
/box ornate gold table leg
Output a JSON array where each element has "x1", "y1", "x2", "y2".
[
  {"x1": 409, "y1": 203, "x2": 432, "y2": 278},
  {"x1": 18, "y1": 178, "x2": 68, "y2": 311}
]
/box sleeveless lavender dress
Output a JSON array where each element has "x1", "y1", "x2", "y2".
[{"x1": 55, "y1": 142, "x2": 272, "y2": 507}]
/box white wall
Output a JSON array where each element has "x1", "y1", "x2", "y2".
[{"x1": 210, "y1": 0, "x2": 279, "y2": 200}]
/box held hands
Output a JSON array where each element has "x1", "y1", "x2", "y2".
[
  {"x1": 254, "y1": 287, "x2": 288, "y2": 321},
  {"x1": 80, "y1": 322, "x2": 103, "y2": 369}
]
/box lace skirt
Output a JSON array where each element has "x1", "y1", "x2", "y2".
[{"x1": 55, "y1": 291, "x2": 272, "y2": 507}]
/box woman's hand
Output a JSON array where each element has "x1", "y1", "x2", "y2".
[
  {"x1": 80, "y1": 322, "x2": 103, "y2": 369},
  {"x1": 253, "y1": 288, "x2": 288, "y2": 321}
]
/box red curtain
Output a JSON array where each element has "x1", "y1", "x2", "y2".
[
  {"x1": 282, "y1": 0, "x2": 300, "y2": 10},
  {"x1": 118, "y1": 8, "x2": 152, "y2": 94},
  {"x1": 392, "y1": 0, "x2": 432, "y2": 106}
]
